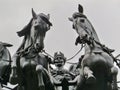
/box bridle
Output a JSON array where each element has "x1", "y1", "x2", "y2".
[
  {"x1": 42, "y1": 44, "x2": 85, "y2": 64},
  {"x1": 74, "y1": 17, "x2": 93, "y2": 40},
  {"x1": 73, "y1": 16, "x2": 120, "y2": 68}
]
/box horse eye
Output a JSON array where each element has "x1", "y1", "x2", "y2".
[
  {"x1": 72, "y1": 24, "x2": 75, "y2": 29},
  {"x1": 35, "y1": 21, "x2": 38, "y2": 24},
  {"x1": 80, "y1": 19, "x2": 85, "y2": 23}
]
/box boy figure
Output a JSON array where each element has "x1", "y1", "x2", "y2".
[{"x1": 50, "y1": 51, "x2": 75, "y2": 82}]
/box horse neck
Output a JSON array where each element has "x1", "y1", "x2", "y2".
[
  {"x1": 24, "y1": 34, "x2": 33, "y2": 50},
  {"x1": 83, "y1": 20, "x2": 103, "y2": 54},
  {"x1": 23, "y1": 26, "x2": 41, "y2": 50},
  {"x1": 87, "y1": 19, "x2": 100, "y2": 42}
]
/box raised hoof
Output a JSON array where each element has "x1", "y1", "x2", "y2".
[
  {"x1": 38, "y1": 85, "x2": 45, "y2": 90},
  {"x1": 86, "y1": 76, "x2": 96, "y2": 84}
]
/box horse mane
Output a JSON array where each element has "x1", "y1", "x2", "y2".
[
  {"x1": 86, "y1": 19, "x2": 100, "y2": 41},
  {"x1": 17, "y1": 18, "x2": 33, "y2": 37},
  {"x1": 17, "y1": 13, "x2": 52, "y2": 37}
]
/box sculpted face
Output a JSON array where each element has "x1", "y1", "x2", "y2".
[
  {"x1": 54, "y1": 57, "x2": 65, "y2": 67},
  {"x1": 54, "y1": 52, "x2": 66, "y2": 67}
]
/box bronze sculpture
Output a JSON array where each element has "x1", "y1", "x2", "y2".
[
  {"x1": 69, "y1": 4, "x2": 118, "y2": 90},
  {"x1": 0, "y1": 42, "x2": 12, "y2": 89},
  {"x1": 0, "y1": 4, "x2": 119, "y2": 90},
  {"x1": 9, "y1": 9, "x2": 54, "y2": 90},
  {"x1": 50, "y1": 51, "x2": 78, "y2": 90}
]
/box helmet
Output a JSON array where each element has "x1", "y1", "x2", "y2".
[{"x1": 54, "y1": 51, "x2": 66, "y2": 67}]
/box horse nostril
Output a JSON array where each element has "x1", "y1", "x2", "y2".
[
  {"x1": 84, "y1": 34, "x2": 88, "y2": 38},
  {"x1": 35, "y1": 25, "x2": 40, "y2": 30},
  {"x1": 35, "y1": 43, "x2": 44, "y2": 51},
  {"x1": 39, "y1": 46, "x2": 44, "y2": 50},
  {"x1": 36, "y1": 43, "x2": 40, "y2": 48},
  {"x1": 36, "y1": 43, "x2": 39, "y2": 46}
]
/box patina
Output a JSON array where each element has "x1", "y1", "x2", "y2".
[
  {"x1": 9, "y1": 9, "x2": 54, "y2": 90},
  {"x1": 69, "y1": 4, "x2": 118, "y2": 90},
  {"x1": 0, "y1": 42, "x2": 12, "y2": 89}
]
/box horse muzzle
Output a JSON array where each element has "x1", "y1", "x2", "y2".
[
  {"x1": 35, "y1": 25, "x2": 41, "y2": 30},
  {"x1": 35, "y1": 43, "x2": 44, "y2": 52},
  {"x1": 75, "y1": 36, "x2": 87, "y2": 45}
]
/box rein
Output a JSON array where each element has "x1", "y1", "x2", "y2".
[
  {"x1": 66, "y1": 62, "x2": 78, "y2": 64},
  {"x1": 2, "y1": 59, "x2": 12, "y2": 62},
  {"x1": 42, "y1": 50, "x2": 54, "y2": 59},
  {"x1": 91, "y1": 38, "x2": 120, "y2": 68},
  {"x1": 42, "y1": 45, "x2": 84, "y2": 63},
  {"x1": 79, "y1": 24, "x2": 120, "y2": 68},
  {"x1": 66, "y1": 44, "x2": 85, "y2": 61}
]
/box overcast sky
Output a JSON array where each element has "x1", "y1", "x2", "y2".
[{"x1": 0, "y1": 0, "x2": 120, "y2": 85}]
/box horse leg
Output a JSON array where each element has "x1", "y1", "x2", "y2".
[
  {"x1": 9, "y1": 65, "x2": 18, "y2": 84},
  {"x1": 110, "y1": 66, "x2": 118, "y2": 90},
  {"x1": 9, "y1": 54, "x2": 19, "y2": 84},
  {"x1": 36, "y1": 65, "x2": 45, "y2": 90},
  {"x1": 83, "y1": 66, "x2": 96, "y2": 84}
]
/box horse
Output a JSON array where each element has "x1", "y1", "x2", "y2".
[
  {"x1": 9, "y1": 9, "x2": 55, "y2": 90},
  {"x1": 0, "y1": 42, "x2": 12, "y2": 89},
  {"x1": 69, "y1": 4, "x2": 118, "y2": 90}
]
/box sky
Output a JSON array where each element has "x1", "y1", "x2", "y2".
[{"x1": 0, "y1": 0, "x2": 120, "y2": 87}]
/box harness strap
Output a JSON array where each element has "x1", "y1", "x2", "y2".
[
  {"x1": 42, "y1": 44, "x2": 84, "y2": 62},
  {"x1": 42, "y1": 50, "x2": 54, "y2": 59},
  {"x1": 90, "y1": 38, "x2": 120, "y2": 68},
  {"x1": 66, "y1": 44, "x2": 85, "y2": 61}
]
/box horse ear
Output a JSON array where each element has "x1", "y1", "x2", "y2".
[
  {"x1": 68, "y1": 17, "x2": 73, "y2": 22},
  {"x1": 47, "y1": 14, "x2": 50, "y2": 20},
  {"x1": 2, "y1": 43, "x2": 13, "y2": 47},
  {"x1": 78, "y1": 4, "x2": 83, "y2": 13},
  {"x1": 32, "y1": 8, "x2": 37, "y2": 19}
]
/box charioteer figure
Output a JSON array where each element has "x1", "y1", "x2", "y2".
[
  {"x1": 49, "y1": 51, "x2": 80, "y2": 90},
  {"x1": 50, "y1": 51, "x2": 75, "y2": 82}
]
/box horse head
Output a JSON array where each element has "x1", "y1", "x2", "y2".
[
  {"x1": 69, "y1": 4, "x2": 99, "y2": 45},
  {"x1": 17, "y1": 9, "x2": 52, "y2": 53},
  {"x1": 69, "y1": 5, "x2": 119, "y2": 90},
  {"x1": 9, "y1": 10, "x2": 55, "y2": 90}
]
